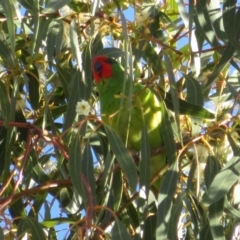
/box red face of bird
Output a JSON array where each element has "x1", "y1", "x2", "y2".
[{"x1": 91, "y1": 56, "x2": 118, "y2": 83}]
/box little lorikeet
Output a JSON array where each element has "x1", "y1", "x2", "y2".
[{"x1": 92, "y1": 55, "x2": 166, "y2": 191}]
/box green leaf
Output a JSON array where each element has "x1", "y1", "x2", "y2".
[
  {"x1": 163, "y1": 51, "x2": 181, "y2": 140},
  {"x1": 56, "y1": 66, "x2": 70, "y2": 99},
  {"x1": 82, "y1": 41, "x2": 93, "y2": 91},
  {"x1": 17, "y1": 217, "x2": 46, "y2": 240},
  {"x1": 47, "y1": 20, "x2": 63, "y2": 68},
  {"x1": 120, "y1": 11, "x2": 130, "y2": 67},
  {"x1": 69, "y1": 133, "x2": 86, "y2": 203},
  {"x1": 143, "y1": 215, "x2": 157, "y2": 240},
  {"x1": 68, "y1": 0, "x2": 90, "y2": 12},
  {"x1": 3, "y1": 127, "x2": 15, "y2": 181},
  {"x1": 112, "y1": 167, "x2": 123, "y2": 211},
  {"x1": 139, "y1": 125, "x2": 151, "y2": 195},
  {"x1": 204, "y1": 42, "x2": 236, "y2": 91},
  {"x1": 0, "y1": 126, "x2": 7, "y2": 177},
  {"x1": 26, "y1": 65, "x2": 40, "y2": 110},
  {"x1": 184, "y1": 73, "x2": 203, "y2": 106},
  {"x1": 227, "y1": 132, "x2": 240, "y2": 156},
  {"x1": 31, "y1": 149, "x2": 50, "y2": 184},
  {"x1": 100, "y1": 150, "x2": 114, "y2": 191},
  {"x1": 34, "y1": 104, "x2": 67, "y2": 127},
  {"x1": 177, "y1": 0, "x2": 190, "y2": 28},
  {"x1": 112, "y1": 218, "x2": 132, "y2": 240},
  {"x1": 122, "y1": 191, "x2": 139, "y2": 228},
  {"x1": 95, "y1": 47, "x2": 125, "y2": 59},
  {"x1": 0, "y1": 80, "x2": 10, "y2": 124},
  {"x1": 70, "y1": 19, "x2": 82, "y2": 72},
  {"x1": 203, "y1": 157, "x2": 240, "y2": 206},
  {"x1": 43, "y1": 0, "x2": 71, "y2": 13},
  {"x1": 223, "y1": 0, "x2": 240, "y2": 51},
  {"x1": 105, "y1": 125, "x2": 138, "y2": 193},
  {"x1": 209, "y1": 198, "x2": 225, "y2": 240},
  {"x1": 184, "y1": 194, "x2": 200, "y2": 237},
  {"x1": 82, "y1": 141, "x2": 96, "y2": 205},
  {"x1": 161, "y1": 103, "x2": 177, "y2": 165},
  {"x1": 0, "y1": 0, "x2": 16, "y2": 55},
  {"x1": 156, "y1": 159, "x2": 178, "y2": 238},
  {"x1": 41, "y1": 217, "x2": 75, "y2": 228},
  {"x1": 59, "y1": 187, "x2": 73, "y2": 209},
  {"x1": 224, "y1": 196, "x2": 240, "y2": 219},
  {"x1": 112, "y1": 0, "x2": 120, "y2": 9},
  {"x1": 18, "y1": 0, "x2": 34, "y2": 11},
  {"x1": 63, "y1": 68, "x2": 91, "y2": 132},
  {"x1": 210, "y1": 1, "x2": 226, "y2": 39},
  {"x1": 30, "y1": 0, "x2": 40, "y2": 55},
  {"x1": 28, "y1": 192, "x2": 48, "y2": 218},
  {"x1": 35, "y1": 18, "x2": 51, "y2": 52},
  {"x1": 157, "y1": 103, "x2": 178, "y2": 238},
  {"x1": 194, "y1": 2, "x2": 220, "y2": 48},
  {"x1": 0, "y1": 39, "x2": 15, "y2": 69},
  {"x1": 144, "y1": 43, "x2": 163, "y2": 74},
  {"x1": 146, "y1": 6, "x2": 160, "y2": 36},
  {"x1": 164, "y1": 91, "x2": 215, "y2": 119},
  {"x1": 23, "y1": 150, "x2": 34, "y2": 186},
  {"x1": 168, "y1": 194, "x2": 183, "y2": 240},
  {"x1": 204, "y1": 155, "x2": 221, "y2": 190},
  {"x1": 63, "y1": 69, "x2": 81, "y2": 131},
  {"x1": 199, "y1": 223, "x2": 213, "y2": 240}
]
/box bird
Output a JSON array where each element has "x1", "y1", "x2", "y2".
[{"x1": 91, "y1": 55, "x2": 166, "y2": 192}]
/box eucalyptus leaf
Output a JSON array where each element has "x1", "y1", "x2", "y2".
[
  {"x1": 112, "y1": 218, "x2": 132, "y2": 240},
  {"x1": 203, "y1": 157, "x2": 240, "y2": 206},
  {"x1": 17, "y1": 217, "x2": 46, "y2": 240},
  {"x1": 105, "y1": 125, "x2": 138, "y2": 193},
  {"x1": 43, "y1": 0, "x2": 71, "y2": 13}
]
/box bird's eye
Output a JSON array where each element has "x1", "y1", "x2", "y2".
[{"x1": 94, "y1": 62, "x2": 102, "y2": 73}]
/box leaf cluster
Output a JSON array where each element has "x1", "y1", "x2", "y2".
[{"x1": 0, "y1": 0, "x2": 240, "y2": 239}]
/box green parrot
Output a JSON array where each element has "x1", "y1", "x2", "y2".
[{"x1": 92, "y1": 55, "x2": 166, "y2": 191}]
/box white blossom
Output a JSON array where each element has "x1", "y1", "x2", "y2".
[
  {"x1": 135, "y1": 11, "x2": 151, "y2": 27},
  {"x1": 43, "y1": 160, "x2": 57, "y2": 174},
  {"x1": 76, "y1": 100, "x2": 91, "y2": 116}
]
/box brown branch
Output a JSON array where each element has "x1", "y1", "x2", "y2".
[
  {"x1": 0, "y1": 170, "x2": 15, "y2": 197},
  {"x1": 81, "y1": 174, "x2": 94, "y2": 229},
  {"x1": 150, "y1": 122, "x2": 233, "y2": 158},
  {"x1": 0, "y1": 120, "x2": 69, "y2": 160},
  {"x1": 0, "y1": 129, "x2": 34, "y2": 212},
  {"x1": 145, "y1": 35, "x2": 183, "y2": 55},
  {"x1": 0, "y1": 179, "x2": 72, "y2": 205},
  {"x1": 192, "y1": 44, "x2": 227, "y2": 54}
]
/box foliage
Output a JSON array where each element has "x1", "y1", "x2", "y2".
[{"x1": 0, "y1": 0, "x2": 240, "y2": 239}]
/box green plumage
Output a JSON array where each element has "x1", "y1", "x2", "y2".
[{"x1": 93, "y1": 56, "x2": 166, "y2": 191}]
